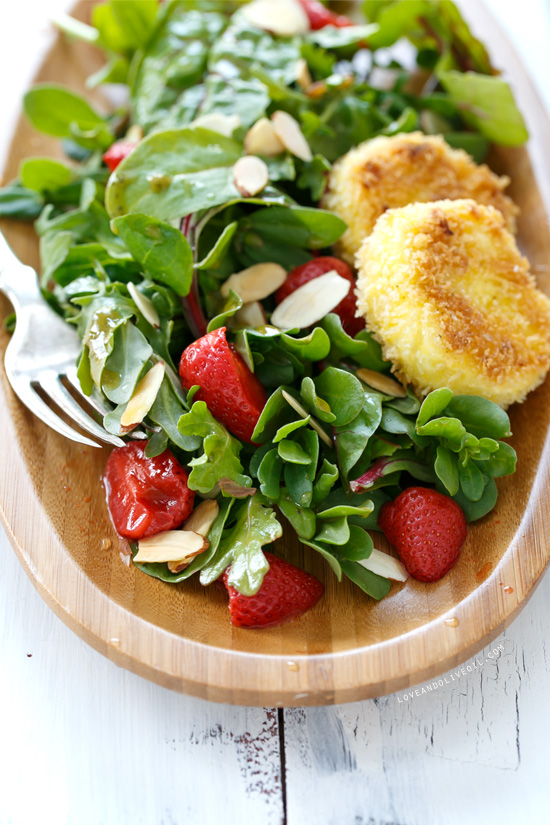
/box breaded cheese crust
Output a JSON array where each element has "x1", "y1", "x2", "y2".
[
  {"x1": 355, "y1": 199, "x2": 550, "y2": 407},
  {"x1": 321, "y1": 132, "x2": 518, "y2": 264}
]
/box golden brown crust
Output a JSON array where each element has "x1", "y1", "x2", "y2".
[
  {"x1": 355, "y1": 199, "x2": 550, "y2": 407},
  {"x1": 321, "y1": 132, "x2": 519, "y2": 263}
]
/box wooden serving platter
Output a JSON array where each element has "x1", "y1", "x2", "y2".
[{"x1": 0, "y1": 1, "x2": 549, "y2": 706}]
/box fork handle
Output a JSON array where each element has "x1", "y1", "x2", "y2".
[{"x1": 0, "y1": 231, "x2": 42, "y2": 312}]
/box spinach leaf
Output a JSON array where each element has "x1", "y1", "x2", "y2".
[
  {"x1": 132, "y1": 5, "x2": 228, "y2": 131},
  {"x1": 23, "y1": 85, "x2": 113, "y2": 149},
  {"x1": 102, "y1": 322, "x2": 152, "y2": 404},
  {"x1": 105, "y1": 127, "x2": 243, "y2": 220},
  {"x1": 0, "y1": 182, "x2": 44, "y2": 219},
  {"x1": 113, "y1": 213, "x2": 194, "y2": 296},
  {"x1": 20, "y1": 158, "x2": 72, "y2": 193},
  {"x1": 438, "y1": 70, "x2": 528, "y2": 147}
]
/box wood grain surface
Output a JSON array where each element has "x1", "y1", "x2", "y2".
[{"x1": 0, "y1": 0, "x2": 549, "y2": 706}]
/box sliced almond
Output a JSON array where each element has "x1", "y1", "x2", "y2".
[
  {"x1": 126, "y1": 124, "x2": 144, "y2": 144},
  {"x1": 242, "y1": 0, "x2": 310, "y2": 37},
  {"x1": 356, "y1": 367, "x2": 407, "y2": 398},
  {"x1": 221, "y1": 262, "x2": 287, "y2": 302},
  {"x1": 127, "y1": 281, "x2": 160, "y2": 329},
  {"x1": 234, "y1": 301, "x2": 267, "y2": 328},
  {"x1": 358, "y1": 548, "x2": 409, "y2": 582},
  {"x1": 135, "y1": 530, "x2": 208, "y2": 565},
  {"x1": 271, "y1": 111, "x2": 312, "y2": 162},
  {"x1": 182, "y1": 500, "x2": 219, "y2": 538},
  {"x1": 295, "y1": 58, "x2": 312, "y2": 91},
  {"x1": 120, "y1": 362, "x2": 165, "y2": 428},
  {"x1": 244, "y1": 118, "x2": 285, "y2": 157},
  {"x1": 192, "y1": 112, "x2": 241, "y2": 137},
  {"x1": 233, "y1": 155, "x2": 269, "y2": 197},
  {"x1": 271, "y1": 270, "x2": 350, "y2": 330},
  {"x1": 281, "y1": 390, "x2": 332, "y2": 448}
]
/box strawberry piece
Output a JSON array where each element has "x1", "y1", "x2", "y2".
[
  {"x1": 275, "y1": 256, "x2": 365, "y2": 337},
  {"x1": 223, "y1": 552, "x2": 324, "y2": 628},
  {"x1": 103, "y1": 441, "x2": 194, "y2": 540},
  {"x1": 378, "y1": 487, "x2": 468, "y2": 583},
  {"x1": 102, "y1": 140, "x2": 136, "y2": 172},
  {"x1": 179, "y1": 326, "x2": 267, "y2": 444},
  {"x1": 297, "y1": 0, "x2": 353, "y2": 29}
]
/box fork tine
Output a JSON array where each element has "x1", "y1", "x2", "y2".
[
  {"x1": 65, "y1": 366, "x2": 115, "y2": 417},
  {"x1": 65, "y1": 366, "x2": 149, "y2": 441},
  {"x1": 11, "y1": 378, "x2": 102, "y2": 449},
  {"x1": 38, "y1": 372, "x2": 125, "y2": 448}
]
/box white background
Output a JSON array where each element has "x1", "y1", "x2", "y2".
[{"x1": 1, "y1": 2, "x2": 550, "y2": 824}]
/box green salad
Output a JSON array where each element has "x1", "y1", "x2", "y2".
[{"x1": 0, "y1": 0, "x2": 525, "y2": 603}]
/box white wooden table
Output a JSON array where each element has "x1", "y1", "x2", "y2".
[{"x1": 1, "y1": 2, "x2": 550, "y2": 823}]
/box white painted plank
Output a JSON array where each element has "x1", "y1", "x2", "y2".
[
  {"x1": 0, "y1": 528, "x2": 284, "y2": 825},
  {"x1": 283, "y1": 568, "x2": 550, "y2": 825}
]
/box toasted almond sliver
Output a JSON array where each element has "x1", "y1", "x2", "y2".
[
  {"x1": 120, "y1": 362, "x2": 165, "y2": 428},
  {"x1": 281, "y1": 390, "x2": 332, "y2": 448},
  {"x1": 126, "y1": 124, "x2": 144, "y2": 144},
  {"x1": 233, "y1": 155, "x2": 269, "y2": 197},
  {"x1": 221, "y1": 262, "x2": 287, "y2": 302},
  {"x1": 242, "y1": 0, "x2": 310, "y2": 36},
  {"x1": 234, "y1": 301, "x2": 267, "y2": 328},
  {"x1": 192, "y1": 112, "x2": 241, "y2": 137},
  {"x1": 127, "y1": 281, "x2": 160, "y2": 329},
  {"x1": 182, "y1": 499, "x2": 219, "y2": 538},
  {"x1": 356, "y1": 367, "x2": 407, "y2": 398},
  {"x1": 271, "y1": 110, "x2": 312, "y2": 162},
  {"x1": 244, "y1": 118, "x2": 285, "y2": 157},
  {"x1": 270, "y1": 270, "x2": 349, "y2": 330},
  {"x1": 295, "y1": 58, "x2": 312, "y2": 91},
  {"x1": 358, "y1": 548, "x2": 409, "y2": 582},
  {"x1": 135, "y1": 530, "x2": 208, "y2": 564}
]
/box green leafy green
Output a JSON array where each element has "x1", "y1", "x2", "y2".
[
  {"x1": 105, "y1": 127, "x2": 243, "y2": 220},
  {"x1": 178, "y1": 400, "x2": 251, "y2": 494},
  {"x1": 112, "y1": 213, "x2": 194, "y2": 296},
  {"x1": 23, "y1": 85, "x2": 114, "y2": 149},
  {"x1": 200, "y1": 494, "x2": 282, "y2": 595}
]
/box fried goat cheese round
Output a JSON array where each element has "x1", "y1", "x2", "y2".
[
  {"x1": 355, "y1": 199, "x2": 550, "y2": 408},
  {"x1": 321, "y1": 132, "x2": 518, "y2": 263}
]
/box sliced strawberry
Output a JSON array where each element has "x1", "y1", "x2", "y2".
[
  {"x1": 179, "y1": 326, "x2": 267, "y2": 444},
  {"x1": 223, "y1": 552, "x2": 324, "y2": 628},
  {"x1": 275, "y1": 256, "x2": 365, "y2": 337},
  {"x1": 297, "y1": 0, "x2": 353, "y2": 29},
  {"x1": 102, "y1": 140, "x2": 136, "y2": 172},
  {"x1": 378, "y1": 487, "x2": 468, "y2": 583},
  {"x1": 103, "y1": 441, "x2": 195, "y2": 540}
]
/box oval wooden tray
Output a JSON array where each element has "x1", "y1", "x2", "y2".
[{"x1": 1, "y1": 1, "x2": 549, "y2": 706}]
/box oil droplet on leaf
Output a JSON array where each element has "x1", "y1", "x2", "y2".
[
  {"x1": 287, "y1": 661, "x2": 299, "y2": 672},
  {"x1": 503, "y1": 585, "x2": 514, "y2": 594},
  {"x1": 444, "y1": 617, "x2": 459, "y2": 627}
]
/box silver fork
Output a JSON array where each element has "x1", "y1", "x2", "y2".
[{"x1": 0, "y1": 232, "x2": 125, "y2": 448}]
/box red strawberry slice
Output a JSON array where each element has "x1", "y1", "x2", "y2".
[
  {"x1": 179, "y1": 326, "x2": 267, "y2": 444},
  {"x1": 275, "y1": 256, "x2": 365, "y2": 337},
  {"x1": 297, "y1": 0, "x2": 353, "y2": 29},
  {"x1": 103, "y1": 441, "x2": 195, "y2": 540},
  {"x1": 102, "y1": 140, "x2": 136, "y2": 172},
  {"x1": 378, "y1": 487, "x2": 468, "y2": 583},
  {"x1": 223, "y1": 552, "x2": 324, "y2": 628}
]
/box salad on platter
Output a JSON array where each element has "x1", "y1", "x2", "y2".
[{"x1": 2, "y1": 0, "x2": 550, "y2": 629}]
